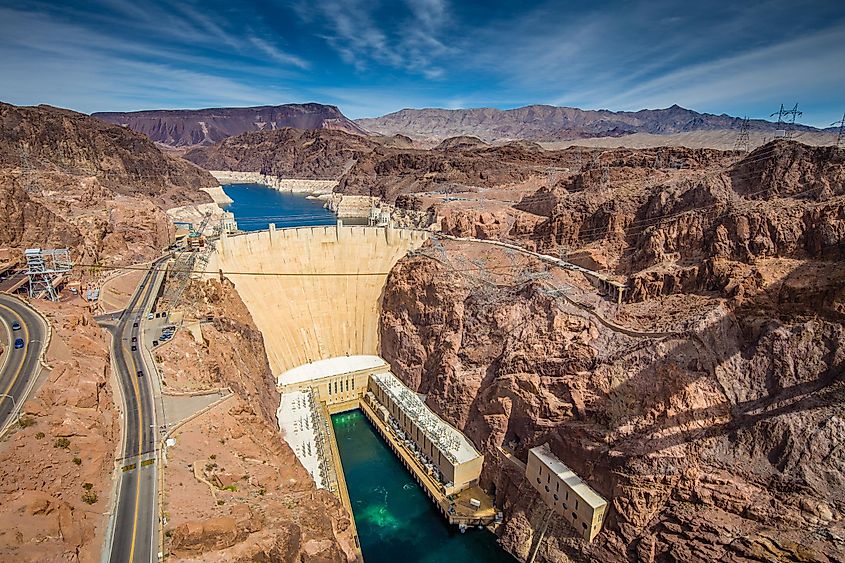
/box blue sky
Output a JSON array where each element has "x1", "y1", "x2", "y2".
[{"x1": 0, "y1": 0, "x2": 843, "y2": 126}]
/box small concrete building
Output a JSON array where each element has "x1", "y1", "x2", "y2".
[
  {"x1": 277, "y1": 355, "x2": 388, "y2": 410},
  {"x1": 367, "y1": 372, "x2": 483, "y2": 494},
  {"x1": 526, "y1": 444, "x2": 608, "y2": 542}
]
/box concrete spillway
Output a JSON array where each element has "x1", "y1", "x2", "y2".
[{"x1": 207, "y1": 224, "x2": 428, "y2": 376}]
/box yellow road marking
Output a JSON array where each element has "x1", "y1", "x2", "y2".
[
  {"x1": 0, "y1": 303, "x2": 30, "y2": 421},
  {"x1": 124, "y1": 329, "x2": 145, "y2": 562}
]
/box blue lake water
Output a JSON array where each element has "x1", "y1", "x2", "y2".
[
  {"x1": 332, "y1": 410, "x2": 514, "y2": 563},
  {"x1": 220, "y1": 183, "x2": 337, "y2": 231}
]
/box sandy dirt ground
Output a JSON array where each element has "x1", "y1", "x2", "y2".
[{"x1": 98, "y1": 269, "x2": 145, "y2": 313}]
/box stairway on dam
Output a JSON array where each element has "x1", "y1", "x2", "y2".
[{"x1": 206, "y1": 223, "x2": 428, "y2": 376}]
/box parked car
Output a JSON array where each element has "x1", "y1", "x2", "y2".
[
  {"x1": 11, "y1": 321, "x2": 20, "y2": 331},
  {"x1": 147, "y1": 313, "x2": 154, "y2": 320},
  {"x1": 14, "y1": 338, "x2": 24, "y2": 349}
]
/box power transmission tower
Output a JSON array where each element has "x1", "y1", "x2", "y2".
[
  {"x1": 770, "y1": 103, "x2": 802, "y2": 139},
  {"x1": 19, "y1": 144, "x2": 39, "y2": 193},
  {"x1": 831, "y1": 113, "x2": 845, "y2": 147},
  {"x1": 734, "y1": 117, "x2": 751, "y2": 154}
]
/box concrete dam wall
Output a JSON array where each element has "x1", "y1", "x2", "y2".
[{"x1": 207, "y1": 225, "x2": 429, "y2": 376}]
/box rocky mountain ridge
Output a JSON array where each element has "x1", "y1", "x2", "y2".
[
  {"x1": 0, "y1": 102, "x2": 216, "y2": 266},
  {"x1": 94, "y1": 103, "x2": 368, "y2": 147},
  {"x1": 357, "y1": 104, "x2": 826, "y2": 142}
]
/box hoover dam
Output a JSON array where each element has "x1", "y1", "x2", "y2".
[{"x1": 206, "y1": 223, "x2": 428, "y2": 375}]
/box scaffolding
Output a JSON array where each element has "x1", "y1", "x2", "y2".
[{"x1": 25, "y1": 248, "x2": 72, "y2": 301}]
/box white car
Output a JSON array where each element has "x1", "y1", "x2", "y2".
[{"x1": 147, "y1": 313, "x2": 154, "y2": 320}]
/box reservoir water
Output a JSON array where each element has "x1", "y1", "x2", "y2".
[
  {"x1": 332, "y1": 410, "x2": 514, "y2": 563},
  {"x1": 220, "y1": 183, "x2": 336, "y2": 231}
]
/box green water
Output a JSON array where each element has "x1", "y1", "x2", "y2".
[{"x1": 331, "y1": 410, "x2": 514, "y2": 563}]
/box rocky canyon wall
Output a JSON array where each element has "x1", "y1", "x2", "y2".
[{"x1": 379, "y1": 238, "x2": 845, "y2": 562}]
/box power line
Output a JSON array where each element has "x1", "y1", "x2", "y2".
[
  {"x1": 832, "y1": 113, "x2": 845, "y2": 148},
  {"x1": 770, "y1": 103, "x2": 802, "y2": 139},
  {"x1": 734, "y1": 117, "x2": 751, "y2": 154}
]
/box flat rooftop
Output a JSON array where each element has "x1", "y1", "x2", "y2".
[
  {"x1": 278, "y1": 355, "x2": 388, "y2": 387},
  {"x1": 277, "y1": 389, "x2": 325, "y2": 489},
  {"x1": 371, "y1": 371, "x2": 481, "y2": 465},
  {"x1": 530, "y1": 443, "x2": 606, "y2": 509}
]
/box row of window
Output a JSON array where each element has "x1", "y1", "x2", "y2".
[{"x1": 328, "y1": 377, "x2": 356, "y2": 395}]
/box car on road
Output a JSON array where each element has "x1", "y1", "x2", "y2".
[
  {"x1": 11, "y1": 321, "x2": 20, "y2": 331},
  {"x1": 14, "y1": 338, "x2": 24, "y2": 349},
  {"x1": 131, "y1": 345, "x2": 137, "y2": 351},
  {"x1": 131, "y1": 336, "x2": 137, "y2": 343},
  {"x1": 147, "y1": 312, "x2": 154, "y2": 320},
  {"x1": 136, "y1": 370, "x2": 144, "y2": 377}
]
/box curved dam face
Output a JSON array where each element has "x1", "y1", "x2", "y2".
[{"x1": 207, "y1": 224, "x2": 428, "y2": 376}]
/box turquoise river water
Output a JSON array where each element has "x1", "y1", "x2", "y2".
[{"x1": 332, "y1": 411, "x2": 514, "y2": 563}]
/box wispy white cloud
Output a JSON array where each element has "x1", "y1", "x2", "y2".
[
  {"x1": 249, "y1": 36, "x2": 310, "y2": 69},
  {"x1": 296, "y1": 0, "x2": 452, "y2": 78}
]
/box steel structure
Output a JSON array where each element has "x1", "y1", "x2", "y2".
[
  {"x1": 25, "y1": 248, "x2": 72, "y2": 301},
  {"x1": 832, "y1": 113, "x2": 845, "y2": 148},
  {"x1": 734, "y1": 117, "x2": 751, "y2": 154},
  {"x1": 770, "y1": 103, "x2": 803, "y2": 139}
]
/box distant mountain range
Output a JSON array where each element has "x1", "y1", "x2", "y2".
[
  {"x1": 93, "y1": 103, "x2": 368, "y2": 147},
  {"x1": 355, "y1": 104, "x2": 828, "y2": 142},
  {"x1": 92, "y1": 102, "x2": 833, "y2": 147}
]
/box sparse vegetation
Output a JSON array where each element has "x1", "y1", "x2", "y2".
[
  {"x1": 82, "y1": 482, "x2": 93, "y2": 490},
  {"x1": 72, "y1": 456, "x2": 82, "y2": 465},
  {"x1": 82, "y1": 490, "x2": 98, "y2": 504},
  {"x1": 35, "y1": 431, "x2": 45, "y2": 439},
  {"x1": 223, "y1": 484, "x2": 237, "y2": 492},
  {"x1": 54, "y1": 437, "x2": 70, "y2": 449},
  {"x1": 216, "y1": 499, "x2": 225, "y2": 506},
  {"x1": 18, "y1": 415, "x2": 36, "y2": 428},
  {"x1": 209, "y1": 454, "x2": 216, "y2": 460}
]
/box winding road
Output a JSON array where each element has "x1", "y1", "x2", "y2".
[
  {"x1": 102, "y1": 257, "x2": 167, "y2": 563},
  {"x1": 0, "y1": 294, "x2": 48, "y2": 435}
]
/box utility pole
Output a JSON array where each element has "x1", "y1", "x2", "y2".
[
  {"x1": 734, "y1": 117, "x2": 751, "y2": 154},
  {"x1": 770, "y1": 103, "x2": 802, "y2": 139},
  {"x1": 831, "y1": 113, "x2": 845, "y2": 147}
]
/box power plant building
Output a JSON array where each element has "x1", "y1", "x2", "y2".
[
  {"x1": 366, "y1": 371, "x2": 483, "y2": 494},
  {"x1": 526, "y1": 443, "x2": 608, "y2": 542}
]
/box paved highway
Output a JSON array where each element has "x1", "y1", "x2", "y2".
[
  {"x1": 104, "y1": 257, "x2": 166, "y2": 563},
  {"x1": 0, "y1": 294, "x2": 48, "y2": 435}
]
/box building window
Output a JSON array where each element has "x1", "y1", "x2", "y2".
[
  {"x1": 553, "y1": 494, "x2": 558, "y2": 501},
  {"x1": 576, "y1": 500, "x2": 579, "y2": 510},
  {"x1": 545, "y1": 485, "x2": 549, "y2": 492},
  {"x1": 571, "y1": 512, "x2": 577, "y2": 520},
  {"x1": 556, "y1": 482, "x2": 560, "y2": 492},
  {"x1": 536, "y1": 477, "x2": 540, "y2": 484},
  {"x1": 581, "y1": 522, "x2": 587, "y2": 530}
]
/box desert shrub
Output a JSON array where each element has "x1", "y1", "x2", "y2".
[
  {"x1": 35, "y1": 432, "x2": 45, "y2": 439},
  {"x1": 54, "y1": 437, "x2": 70, "y2": 449},
  {"x1": 82, "y1": 490, "x2": 98, "y2": 504},
  {"x1": 18, "y1": 416, "x2": 36, "y2": 428},
  {"x1": 72, "y1": 457, "x2": 82, "y2": 465}
]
